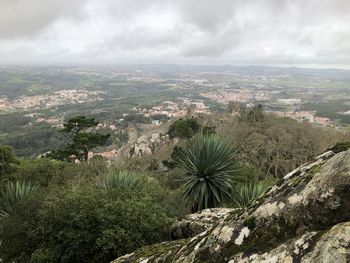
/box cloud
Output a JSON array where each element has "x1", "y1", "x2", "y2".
[
  {"x1": 0, "y1": 0, "x2": 349, "y2": 67},
  {"x1": 0, "y1": 0, "x2": 88, "y2": 38}
]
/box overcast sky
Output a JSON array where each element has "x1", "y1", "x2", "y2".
[{"x1": 1, "y1": 0, "x2": 349, "y2": 68}]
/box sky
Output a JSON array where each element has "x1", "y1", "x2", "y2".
[{"x1": 0, "y1": 0, "x2": 350, "y2": 68}]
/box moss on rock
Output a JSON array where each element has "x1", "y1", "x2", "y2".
[{"x1": 112, "y1": 148, "x2": 350, "y2": 263}]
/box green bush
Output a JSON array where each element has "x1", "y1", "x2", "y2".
[
  {"x1": 0, "y1": 180, "x2": 37, "y2": 220},
  {"x1": 168, "y1": 118, "x2": 201, "y2": 139},
  {"x1": 0, "y1": 186, "x2": 175, "y2": 263},
  {"x1": 123, "y1": 114, "x2": 150, "y2": 124},
  {"x1": 230, "y1": 181, "x2": 269, "y2": 208},
  {"x1": 102, "y1": 170, "x2": 146, "y2": 191},
  {"x1": 0, "y1": 145, "x2": 19, "y2": 177},
  {"x1": 0, "y1": 191, "x2": 45, "y2": 263},
  {"x1": 11, "y1": 159, "x2": 68, "y2": 187}
]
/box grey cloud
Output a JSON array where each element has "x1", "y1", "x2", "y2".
[
  {"x1": 0, "y1": 0, "x2": 350, "y2": 67},
  {"x1": 176, "y1": 0, "x2": 239, "y2": 32},
  {"x1": 109, "y1": 27, "x2": 183, "y2": 50},
  {"x1": 0, "y1": 0, "x2": 88, "y2": 39}
]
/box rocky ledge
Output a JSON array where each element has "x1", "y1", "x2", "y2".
[
  {"x1": 112, "y1": 147, "x2": 350, "y2": 263},
  {"x1": 170, "y1": 208, "x2": 234, "y2": 240}
]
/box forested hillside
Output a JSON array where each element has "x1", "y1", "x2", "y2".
[{"x1": 1, "y1": 107, "x2": 349, "y2": 262}]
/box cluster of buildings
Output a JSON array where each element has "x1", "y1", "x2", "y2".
[
  {"x1": 132, "y1": 98, "x2": 210, "y2": 119},
  {"x1": 201, "y1": 89, "x2": 262, "y2": 104},
  {"x1": 23, "y1": 113, "x2": 63, "y2": 128},
  {"x1": 201, "y1": 89, "x2": 333, "y2": 128},
  {"x1": 0, "y1": 89, "x2": 105, "y2": 111},
  {"x1": 274, "y1": 111, "x2": 333, "y2": 127}
]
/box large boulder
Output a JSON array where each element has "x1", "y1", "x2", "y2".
[
  {"x1": 112, "y1": 148, "x2": 350, "y2": 263},
  {"x1": 128, "y1": 133, "x2": 174, "y2": 158},
  {"x1": 170, "y1": 208, "x2": 234, "y2": 240}
]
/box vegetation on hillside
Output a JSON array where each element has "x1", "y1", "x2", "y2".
[
  {"x1": 215, "y1": 105, "x2": 347, "y2": 178},
  {"x1": 0, "y1": 109, "x2": 349, "y2": 262},
  {"x1": 0, "y1": 155, "x2": 183, "y2": 262}
]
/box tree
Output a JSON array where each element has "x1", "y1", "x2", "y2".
[
  {"x1": 168, "y1": 118, "x2": 201, "y2": 139},
  {"x1": 0, "y1": 145, "x2": 19, "y2": 176},
  {"x1": 175, "y1": 133, "x2": 243, "y2": 212},
  {"x1": 61, "y1": 115, "x2": 99, "y2": 134},
  {"x1": 49, "y1": 116, "x2": 110, "y2": 162}
]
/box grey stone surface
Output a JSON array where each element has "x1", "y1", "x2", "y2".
[{"x1": 112, "y1": 148, "x2": 350, "y2": 263}]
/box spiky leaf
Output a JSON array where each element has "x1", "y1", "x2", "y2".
[
  {"x1": 230, "y1": 181, "x2": 268, "y2": 208},
  {"x1": 176, "y1": 133, "x2": 243, "y2": 212},
  {"x1": 0, "y1": 181, "x2": 37, "y2": 220},
  {"x1": 102, "y1": 171, "x2": 146, "y2": 192}
]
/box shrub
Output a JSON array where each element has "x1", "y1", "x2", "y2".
[
  {"x1": 0, "y1": 180, "x2": 37, "y2": 220},
  {"x1": 0, "y1": 186, "x2": 175, "y2": 263},
  {"x1": 11, "y1": 159, "x2": 68, "y2": 187},
  {"x1": 102, "y1": 170, "x2": 146, "y2": 191},
  {"x1": 124, "y1": 114, "x2": 150, "y2": 124},
  {"x1": 0, "y1": 145, "x2": 19, "y2": 177},
  {"x1": 176, "y1": 133, "x2": 243, "y2": 212},
  {"x1": 230, "y1": 181, "x2": 269, "y2": 208},
  {"x1": 34, "y1": 187, "x2": 173, "y2": 262},
  {"x1": 0, "y1": 191, "x2": 45, "y2": 263},
  {"x1": 168, "y1": 118, "x2": 201, "y2": 139}
]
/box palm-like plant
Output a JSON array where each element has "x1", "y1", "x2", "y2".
[
  {"x1": 230, "y1": 181, "x2": 268, "y2": 208},
  {"x1": 102, "y1": 170, "x2": 146, "y2": 191},
  {"x1": 0, "y1": 181, "x2": 37, "y2": 220},
  {"x1": 176, "y1": 133, "x2": 243, "y2": 212}
]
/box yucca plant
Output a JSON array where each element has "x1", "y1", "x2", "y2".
[
  {"x1": 102, "y1": 170, "x2": 146, "y2": 191},
  {"x1": 176, "y1": 133, "x2": 243, "y2": 212},
  {"x1": 0, "y1": 181, "x2": 37, "y2": 220},
  {"x1": 230, "y1": 181, "x2": 268, "y2": 208}
]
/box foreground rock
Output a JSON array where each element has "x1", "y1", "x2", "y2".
[
  {"x1": 170, "y1": 208, "x2": 234, "y2": 240},
  {"x1": 112, "y1": 148, "x2": 350, "y2": 263}
]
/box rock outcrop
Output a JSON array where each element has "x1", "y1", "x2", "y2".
[
  {"x1": 112, "y1": 147, "x2": 350, "y2": 263},
  {"x1": 128, "y1": 133, "x2": 175, "y2": 158},
  {"x1": 171, "y1": 208, "x2": 234, "y2": 240}
]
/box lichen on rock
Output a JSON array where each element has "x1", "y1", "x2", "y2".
[
  {"x1": 170, "y1": 208, "x2": 234, "y2": 240},
  {"x1": 112, "y1": 148, "x2": 350, "y2": 263}
]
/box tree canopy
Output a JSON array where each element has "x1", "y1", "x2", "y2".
[
  {"x1": 49, "y1": 116, "x2": 110, "y2": 162},
  {"x1": 168, "y1": 118, "x2": 201, "y2": 139}
]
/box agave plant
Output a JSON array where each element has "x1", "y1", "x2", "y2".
[
  {"x1": 230, "y1": 181, "x2": 268, "y2": 208},
  {"x1": 176, "y1": 133, "x2": 243, "y2": 212},
  {"x1": 102, "y1": 170, "x2": 146, "y2": 191},
  {"x1": 0, "y1": 181, "x2": 37, "y2": 220}
]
